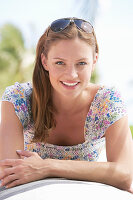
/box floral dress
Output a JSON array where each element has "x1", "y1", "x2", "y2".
[{"x1": 2, "y1": 82, "x2": 127, "y2": 161}]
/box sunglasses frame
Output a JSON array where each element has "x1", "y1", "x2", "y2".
[{"x1": 48, "y1": 17, "x2": 94, "y2": 36}]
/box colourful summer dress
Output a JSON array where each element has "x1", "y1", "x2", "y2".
[{"x1": 2, "y1": 82, "x2": 127, "y2": 161}]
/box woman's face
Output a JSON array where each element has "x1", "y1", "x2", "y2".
[{"x1": 41, "y1": 38, "x2": 98, "y2": 98}]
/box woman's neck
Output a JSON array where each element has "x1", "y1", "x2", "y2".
[
  {"x1": 52, "y1": 83, "x2": 100, "y2": 115},
  {"x1": 52, "y1": 90, "x2": 90, "y2": 115}
]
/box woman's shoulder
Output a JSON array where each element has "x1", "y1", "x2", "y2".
[
  {"x1": 85, "y1": 84, "x2": 127, "y2": 139},
  {"x1": 2, "y1": 82, "x2": 32, "y2": 101},
  {"x1": 92, "y1": 84, "x2": 127, "y2": 125},
  {"x1": 94, "y1": 84, "x2": 125, "y2": 103},
  {"x1": 2, "y1": 82, "x2": 33, "y2": 128},
  {"x1": 87, "y1": 83, "x2": 126, "y2": 106}
]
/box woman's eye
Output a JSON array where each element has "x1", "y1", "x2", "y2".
[
  {"x1": 78, "y1": 62, "x2": 87, "y2": 65},
  {"x1": 55, "y1": 61, "x2": 64, "y2": 65}
]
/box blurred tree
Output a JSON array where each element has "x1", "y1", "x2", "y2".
[
  {"x1": 0, "y1": 24, "x2": 34, "y2": 97},
  {"x1": 0, "y1": 24, "x2": 24, "y2": 73},
  {"x1": 130, "y1": 126, "x2": 133, "y2": 138}
]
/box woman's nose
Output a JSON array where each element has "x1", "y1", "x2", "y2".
[{"x1": 65, "y1": 65, "x2": 78, "y2": 78}]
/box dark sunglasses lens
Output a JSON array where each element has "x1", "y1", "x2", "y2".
[
  {"x1": 74, "y1": 20, "x2": 93, "y2": 33},
  {"x1": 51, "y1": 19, "x2": 70, "y2": 32}
]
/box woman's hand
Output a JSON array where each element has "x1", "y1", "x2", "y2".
[
  {"x1": 0, "y1": 150, "x2": 51, "y2": 188},
  {"x1": 127, "y1": 183, "x2": 133, "y2": 194}
]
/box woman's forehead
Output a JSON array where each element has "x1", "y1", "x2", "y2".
[{"x1": 47, "y1": 38, "x2": 93, "y2": 58}]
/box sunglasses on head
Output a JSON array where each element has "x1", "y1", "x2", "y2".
[{"x1": 49, "y1": 17, "x2": 94, "y2": 34}]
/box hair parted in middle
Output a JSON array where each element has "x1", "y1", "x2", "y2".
[{"x1": 31, "y1": 20, "x2": 99, "y2": 143}]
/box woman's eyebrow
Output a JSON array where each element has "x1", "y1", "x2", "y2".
[
  {"x1": 53, "y1": 57, "x2": 66, "y2": 60},
  {"x1": 53, "y1": 57, "x2": 89, "y2": 61},
  {"x1": 76, "y1": 58, "x2": 89, "y2": 61}
]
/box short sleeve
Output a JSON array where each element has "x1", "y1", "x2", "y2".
[
  {"x1": 2, "y1": 82, "x2": 32, "y2": 128},
  {"x1": 86, "y1": 86, "x2": 128, "y2": 140}
]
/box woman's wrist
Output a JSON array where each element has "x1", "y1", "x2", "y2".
[
  {"x1": 43, "y1": 158, "x2": 58, "y2": 178},
  {"x1": 45, "y1": 158, "x2": 69, "y2": 178}
]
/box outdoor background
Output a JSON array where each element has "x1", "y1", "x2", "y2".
[{"x1": 0, "y1": 0, "x2": 133, "y2": 135}]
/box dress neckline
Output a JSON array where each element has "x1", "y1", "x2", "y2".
[{"x1": 45, "y1": 85, "x2": 104, "y2": 149}]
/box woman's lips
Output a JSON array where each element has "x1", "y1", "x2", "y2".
[
  {"x1": 60, "y1": 81, "x2": 80, "y2": 88},
  {"x1": 61, "y1": 81, "x2": 79, "y2": 86}
]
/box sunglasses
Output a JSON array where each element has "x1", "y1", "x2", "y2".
[{"x1": 49, "y1": 17, "x2": 94, "y2": 34}]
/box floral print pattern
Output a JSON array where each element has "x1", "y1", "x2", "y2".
[{"x1": 2, "y1": 82, "x2": 127, "y2": 161}]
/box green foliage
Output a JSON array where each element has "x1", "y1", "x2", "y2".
[
  {"x1": 130, "y1": 126, "x2": 133, "y2": 138},
  {"x1": 91, "y1": 67, "x2": 99, "y2": 83},
  {"x1": 0, "y1": 23, "x2": 34, "y2": 97},
  {"x1": 0, "y1": 24, "x2": 25, "y2": 62}
]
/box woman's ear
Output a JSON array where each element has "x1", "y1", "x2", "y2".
[
  {"x1": 41, "y1": 53, "x2": 49, "y2": 71},
  {"x1": 92, "y1": 53, "x2": 98, "y2": 72}
]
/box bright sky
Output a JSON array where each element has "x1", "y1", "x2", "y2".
[
  {"x1": 0, "y1": 0, "x2": 133, "y2": 124},
  {"x1": 95, "y1": 0, "x2": 133, "y2": 124}
]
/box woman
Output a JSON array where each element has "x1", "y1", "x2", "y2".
[{"x1": 0, "y1": 17, "x2": 133, "y2": 192}]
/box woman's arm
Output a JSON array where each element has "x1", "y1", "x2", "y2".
[
  {"x1": 106, "y1": 115, "x2": 133, "y2": 177},
  {"x1": 0, "y1": 101, "x2": 50, "y2": 188},
  {"x1": 0, "y1": 111, "x2": 132, "y2": 192},
  {"x1": 48, "y1": 115, "x2": 133, "y2": 192},
  {"x1": 49, "y1": 158, "x2": 131, "y2": 191},
  {"x1": 0, "y1": 102, "x2": 24, "y2": 166}
]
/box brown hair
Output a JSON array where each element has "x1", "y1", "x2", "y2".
[{"x1": 31, "y1": 22, "x2": 99, "y2": 143}]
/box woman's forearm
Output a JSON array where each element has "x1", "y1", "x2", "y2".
[{"x1": 47, "y1": 159, "x2": 132, "y2": 191}]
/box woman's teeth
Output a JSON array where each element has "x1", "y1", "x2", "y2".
[{"x1": 62, "y1": 82, "x2": 79, "y2": 86}]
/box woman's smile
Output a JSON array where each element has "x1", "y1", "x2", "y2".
[{"x1": 60, "y1": 81, "x2": 80, "y2": 89}]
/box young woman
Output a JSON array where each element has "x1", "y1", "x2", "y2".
[{"x1": 0, "y1": 17, "x2": 133, "y2": 192}]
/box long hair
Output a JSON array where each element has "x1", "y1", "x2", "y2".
[{"x1": 31, "y1": 23, "x2": 99, "y2": 143}]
